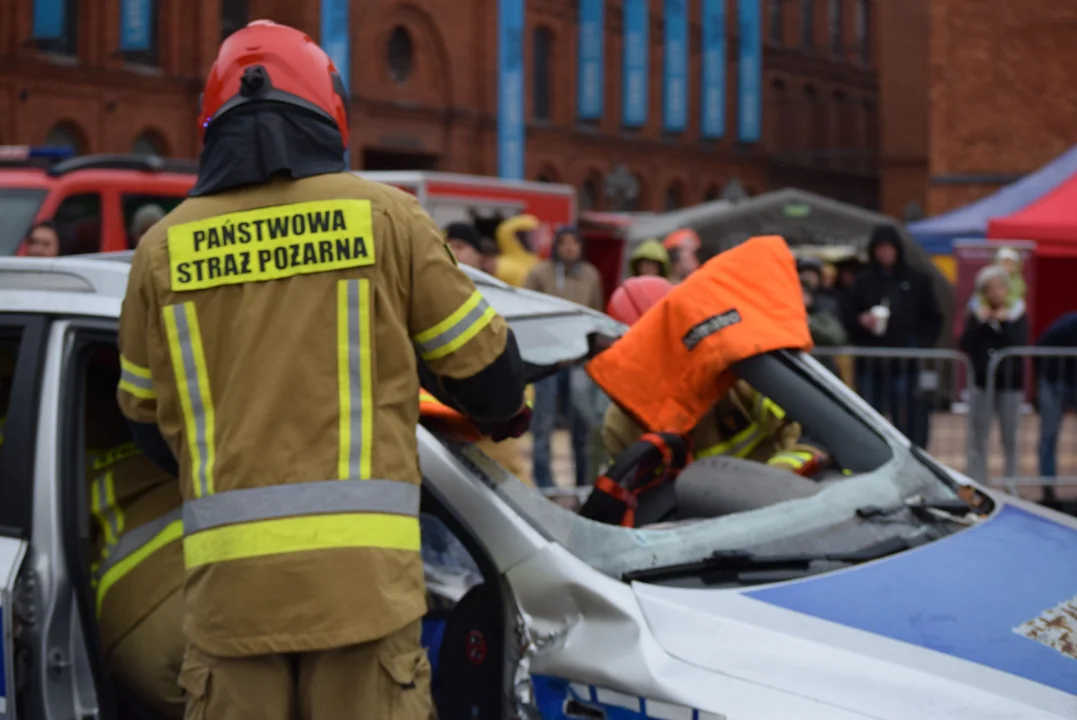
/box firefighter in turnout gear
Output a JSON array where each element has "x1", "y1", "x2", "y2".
[
  {"x1": 89, "y1": 351, "x2": 185, "y2": 718},
  {"x1": 117, "y1": 20, "x2": 527, "y2": 720}
]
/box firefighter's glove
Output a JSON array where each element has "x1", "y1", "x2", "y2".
[{"x1": 481, "y1": 406, "x2": 533, "y2": 442}]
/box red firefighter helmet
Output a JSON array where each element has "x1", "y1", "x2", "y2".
[
  {"x1": 198, "y1": 20, "x2": 350, "y2": 147},
  {"x1": 607, "y1": 276, "x2": 674, "y2": 326}
]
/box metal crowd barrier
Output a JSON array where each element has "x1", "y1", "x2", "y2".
[
  {"x1": 811, "y1": 346, "x2": 975, "y2": 475},
  {"x1": 984, "y1": 347, "x2": 1077, "y2": 496}
]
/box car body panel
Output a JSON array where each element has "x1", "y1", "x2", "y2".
[{"x1": 0, "y1": 537, "x2": 27, "y2": 720}]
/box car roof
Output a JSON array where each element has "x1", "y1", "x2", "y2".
[{"x1": 0, "y1": 252, "x2": 619, "y2": 326}]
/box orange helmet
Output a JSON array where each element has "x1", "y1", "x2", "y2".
[
  {"x1": 663, "y1": 228, "x2": 701, "y2": 252},
  {"x1": 607, "y1": 276, "x2": 674, "y2": 326},
  {"x1": 198, "y1": 20, "x2": 350, "y2": 147}
]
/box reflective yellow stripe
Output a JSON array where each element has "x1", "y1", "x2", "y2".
[
  {"x1": 767, "y1": 450, "x2": 815, "y2": 469},
  {"x1": 120, "y1": 355, "x2": 151, "y2": 379},
  {"x1": 183, "y1": 512, "x2": 420, "y2": 569},
  {"x1": 696, "y1": 422, "x2": 766, "y2": 460},
  {"x1": 164, "y1": 302, "x2": 216, "y2": 497},
  {"x1": 96, "y1": 516, "x2": 183, "y2": 616},
  {"x1": 91, "y1": 470, "x2": 124, "y2": 549},
  {"x1": 119, "y1": 355, "x2": 157, "y2": 399},
  {"x1": 337, "y1": 279, "x2": 374, "y2": 480},
  {"x1": 413, "y1": 290, "x2": 496, "y2": 361}
]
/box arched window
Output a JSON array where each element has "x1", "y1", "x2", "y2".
[
  {"x1": 387, "y1": 26, "x2": 414, "y2": 83},
  {"x1": 769, "y1": 0, "x2": 784, "y2": 44},
  {"x1": 532, "y1": 27, "x2": 553, "y2": 121},
  {"x1": 829, "y1": 0, "x2": 843, "y2": 55},
  {"x1": 863, "y1": 99, "x2": 878, "y2": 163},
  {"x1": 664, "y1": 182, "x2": 683, "y2": 211},
  {"x1": 45, "y1": 121, "x2": 87, "y2": 155},
  {"x1": 801, "y1": 0, "x2": 814, "y2": 48},
  {"x1": 131, "y1": 128, "x2": 169, "y2": 157},
  {"x1": 220, "y1": 0, "x2": 250, "y2": 41},
  {"x1": 832, "y1": 90, "x2": 848, "y2": 168},
  {"x1": 803, "y1": 85, "x2": 818, "y2": 159},
  {"x1": 536, "y1": 166, "x2": 558, "y2": 183},
  {"x1": 770, "y1": 80, "x2": 796, "y2": 154},
  {"x1": 704, "y1": 184, "x2": 722, "y2": 201},
  {"x1": 579, "y1": 179, "x2": 598, "y2": 211},
  {"x1": 856, "y1": 0, "x2": 870, "y2": 63}
]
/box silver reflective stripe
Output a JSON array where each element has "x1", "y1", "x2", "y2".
[
  {"x1": 95, "y1": 508, "x2": 182, "y2": 580},
  {"x1": 182, "y1": 479, "x2": 420, "y2": 534},
  {"x1": 342, "y1": 279, "x2": 366, "y2": 479},
  {"x1": 171, "y1": 305, "x2": 212, "y2": 497},
  {"x1": 120, "y1": 367, "x2": 154, "y2": 393},
  {"x1": 93, "y1": 471, "x2": 122, "y2": 549},
  {"x1": 415, "y1": 297, "x2": 491, "y2": 358}
]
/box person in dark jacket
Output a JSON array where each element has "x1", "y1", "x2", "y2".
[
  {"x1": 959, "y1": 265, "x2": 1028, "y2": 482},
  {"x1": 845, "y1": 225, "x2": 942, "y2": 447},
  {"x1": 1035, "y1": 311, "x2": 1077, "y2": 500}
]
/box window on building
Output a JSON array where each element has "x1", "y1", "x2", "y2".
[
  {"x1": 832, "y1": 90, "x2": 848, "y2": 168},
  {"x1": 53, "y1": 193, "x2": 102, "y2": 255},
  {"x1": 803, "y1": 85, "x2": 818, "y2": 161},
  {"x1": 35, "y1": 0, "x2": 79, "y2": 56},
  {"x1": 863, "y1": 99, "x2": 878, "y2": 162},
  {"x1": 220, "y1": 0, "x2": 250, "y2": 41},
  {"x1": 532, "y1": 27, "x2": 553, "y2": 122},
  {"x1": 856, "y1": 0, "x2": 870, "y2": 63},
  {"x1": 704, "y1": 184, "x2": 722, "y2": 202},
  {"x1": 769, "y1": 0, "x2": 784, "y2": 44},
  {"x1": 801, "y1": 0, "x2": 814, "y2": 49},
  {"x1": 829, "y1": 0, "x2": 843, "y2": 55},
  {"x1": 388, "y1": 26, "x2": 414, "y2": 83},
  {"x1": 579, "y1": 179, "x2": 598, "y2": 211},
  {"x1": 119, "y1": 0, "x2": 161, "y2": 66},
  {"x1": 131, "y1": 129, "x2": 168, "y2": 157},
  {"x1": 122, "y1": 194, "x2": 184, "y2": 248},
  {"x1": 770, "y1": 79, "x2": 794, "y2": 153},
  {"x1": 45, "y1": 121, "x2": 87, "y2": 155},
  {"x1": 664, "y1": 183, "x2": 683, "y2": 211}
]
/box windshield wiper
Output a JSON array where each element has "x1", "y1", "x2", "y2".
[
  {"x1": 856, "y1": 495, "x2": 978, "y2": 526},
  {"x1": 623, "y1": 534, "x2": 920, "y2": 585}
]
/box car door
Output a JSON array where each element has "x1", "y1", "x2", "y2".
[{"x1": 0, "y1": 315, "x2": 48, "y2": 720}]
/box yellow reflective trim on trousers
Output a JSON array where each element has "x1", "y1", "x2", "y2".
[
  {"x1": 164, "y1": 302, "x2": 216, "y2": 497},
  {"x1": 413, "y1": 290, "x2": 496, "y2": 361},
  {"x1": 95, "y1": 519, "x2": 183, "y2": 616},
  {"x1": 182, "y1": 512, "x2": 421, "y2": 569},
  {"x1": 767, "y1": 451, "x2": 815, "y2": 469},
  {"x1": 91, "y1": 470, "x2": 124, "y2": 549},
  {"x1": 337, "y1": 279, "x2": 374, "y2": 479}
]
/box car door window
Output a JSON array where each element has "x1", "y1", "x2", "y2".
[
  {"x1": 0, "y1": 316, "x2": 47, "y2": 537},
  {"x1": 122, "y1": 194, "x2": 185, "y2": 248},
  {"x1": 54, "y1": 193, "x2": 103, "y2": 256}
]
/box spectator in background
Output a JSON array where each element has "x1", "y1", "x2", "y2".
[
  {"x1": 444, "y1": 222, "x2": 486, "y2": 269},
  {"x1": 802, "y1": 270, "x2": 845, "y2": 376},
  {"x1": 959, "y1": 265, "x2": 1027, "y2": 483},
  {"x1": 627, "y1": 239, "x2": 671, "y2": 278},
  {"x1": 797, "y1": 257, "x2": 842, "y2": 319},
  {"x1": 663, "y1": 228, "x2": 701, "y2": 283},
  {"x1": 129, "y1": 204, "x2": 166, "y2": 247},
  {"x1": 525, "y1": 227, "x2": 604, "y2": 489},
  {"x1": 24, "y1": 221, "x2": 60, "y2": 258},
  {"x1": 1035, "y1": 311, "x2": 1077, "y2": 503},
  {"x1": 846, "y1": 225, "x2": 942, "y2": 447}
]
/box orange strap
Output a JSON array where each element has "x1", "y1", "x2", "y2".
[
  {"x1": 594, "y1": 475, "x2": 638, "y2": 528},
  {"x1": 418, "y1": 388, "x2": 483, "y2": 442}
]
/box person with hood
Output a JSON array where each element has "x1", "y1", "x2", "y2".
[
  {"x1": 524, "y1": 227, "x2": 605, "y2": 488},
  {"x1": 491, "y1": 213, "x2": 540, "y2": 287},
  {"x1": 129, "y1": 204, "x2": 167, "y2": 247},
  {"x1": 845, "y1": 224, "x2": 941, "y2": 447},
  {"x1": 627, "y1": 238, "x2": 671, "y2": 278},
  {"x1": 1035, "y1": 311, "x2": 1077, "y2": 502},
  {"x1": 444, "y1": 221, "x2": 486, "y2": 269},
  {"x1": 116, "y1": 20, "x2": 529, "y2": 719},
  {"x1": 958, "y1": 265, "x2": 1027, "y2": 483},
  {"x1": 662, "y1": 227, "x2": 701, "y2": 283}
]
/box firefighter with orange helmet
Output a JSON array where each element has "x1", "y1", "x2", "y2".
[
  {"x1": 602, "y1": 275, "x2": 826, "y2": 476},
  {"x1": 117, "y1": 20, "x2": 528, "y2": 719}
]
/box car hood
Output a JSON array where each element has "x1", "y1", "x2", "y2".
[{"x1": 633, "y1": 498, "x2": 1077, "y2": 719}]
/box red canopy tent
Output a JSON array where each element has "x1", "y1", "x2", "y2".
[{"x1": 988, "y1": 178, "x2": 1077, "y2": 339}]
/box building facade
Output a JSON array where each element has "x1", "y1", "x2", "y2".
[{"x1": 1, "y1": 0, "x2": 881, "y2": 212}]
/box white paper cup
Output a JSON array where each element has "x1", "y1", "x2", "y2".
[{"x1": 871, "y1": 305, "x2": 891, "y2": 336}]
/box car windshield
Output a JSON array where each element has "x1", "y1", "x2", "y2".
[
  {"x1": 0, "y1": 188, "x2": 47, "y2": 255},
  {"x1": 443, "y1": 347, "x2": 973, "y2": 583}
]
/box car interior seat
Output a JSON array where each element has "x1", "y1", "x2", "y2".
[
  {"x1": 674, "y1": 455, "x2": 822, "y2": 519},
  {"x1": 435, "y1": 582, "x2": 504, "y2": 720}
]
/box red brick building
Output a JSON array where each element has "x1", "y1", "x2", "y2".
[{"x1": 0, "y1": 0, "x2": 882, "y2": 211}]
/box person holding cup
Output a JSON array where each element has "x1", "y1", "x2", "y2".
[{"x1": 845, "y1": 225, "x2": 942, "y2": 447}]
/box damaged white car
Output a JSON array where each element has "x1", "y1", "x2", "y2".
[{"x1": 0, "y1": 253, "x2": 1074, "y2": 720}]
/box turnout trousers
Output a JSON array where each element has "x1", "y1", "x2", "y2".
[{"x1": 178, "y1": 620, "x2": 433, "y2": 720}]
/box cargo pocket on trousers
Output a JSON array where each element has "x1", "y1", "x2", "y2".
[
  {"x1": 177, "y1": 656, "x2": 211, "y2": 720},
  {"x1": 379, "y1": 648, "x2": 433, "y2": 720}
]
